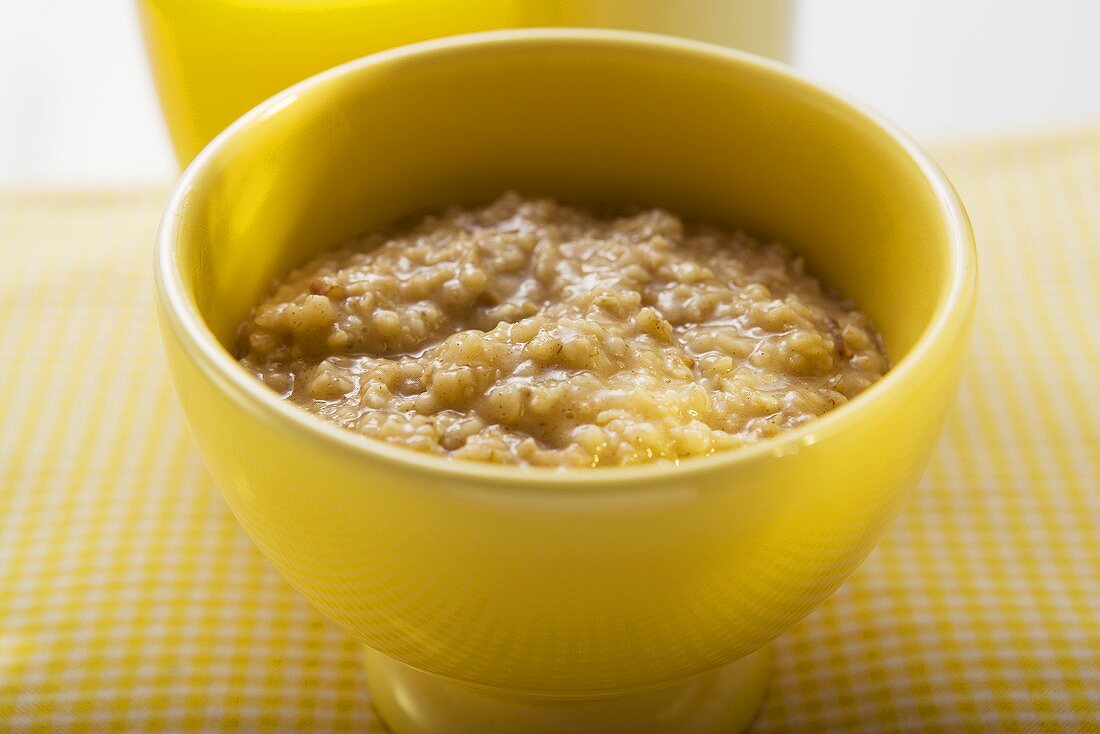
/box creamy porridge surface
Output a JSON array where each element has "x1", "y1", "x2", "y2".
[{"x1": 238, "y1": 193, "x2": 888, "y2": 467}]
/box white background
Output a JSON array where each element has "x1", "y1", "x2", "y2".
[{"x1": 2, "y1": 0, "x2": 1099, "y2": 187}]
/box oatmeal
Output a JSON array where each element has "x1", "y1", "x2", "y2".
[{"x1": 237, "y1": 193, "x2": 888, "y2": 467}]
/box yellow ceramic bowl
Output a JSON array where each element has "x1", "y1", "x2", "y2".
[
  {"x1": 138, "y1": 0, "x2": 795, "y2": 165},
  {"x1": 154, "y1": 29, "x2": 976, "y2": 733}
]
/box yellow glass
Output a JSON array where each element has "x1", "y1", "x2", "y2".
[
  {"x1": 137, "y1": 0, "x2": 794, "y2": 165},
  {"x1": 153, "y1": 30, "x2": 976, "y2": 733}
]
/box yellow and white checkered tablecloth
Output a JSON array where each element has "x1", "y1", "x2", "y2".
[{"x1": 2, "y1": 128, "x2": 1099, "y2": 732}]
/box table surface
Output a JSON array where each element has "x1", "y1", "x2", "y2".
[
  {"x1": 3, "y1": 0, "x2": 1100, "y2": 187},
  {"x1": 1, "y1": 127, "x2": 1098, "y2": 731}
]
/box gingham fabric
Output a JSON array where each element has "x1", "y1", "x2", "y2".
[{"x1": 2, "y1": 128, "x2": 1099, "y2": 732}]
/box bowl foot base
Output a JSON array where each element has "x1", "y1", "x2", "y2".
[{"x1": 363, "y1": 645, "x2": 771, "y2": 734}]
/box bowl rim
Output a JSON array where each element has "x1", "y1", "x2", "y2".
[{"x1": 155, "y1": 27, "x2": 977, "y2": 490}]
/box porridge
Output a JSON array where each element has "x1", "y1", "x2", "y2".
[{"x1": 237, "y1": 193, "x2": 888, "y2": 467}]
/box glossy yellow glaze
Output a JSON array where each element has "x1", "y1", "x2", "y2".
[
  {"x1": 363, "y1": 645, "x2": 771, "y2": 733},
  {"x1": 154, "y1": 30, "x2": 976, "y2": 730},
  {"x1": 137, "y1": 0, "x2": 793, "y2": 165}
]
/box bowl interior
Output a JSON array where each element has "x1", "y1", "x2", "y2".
[{"x1": 171, "y1": 31, "x2": 957, "y2": 375}]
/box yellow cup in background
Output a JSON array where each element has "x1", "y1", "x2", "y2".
[
  {"x1": 153, "y1": 30, "x2": 975, "y2": 733},
  {"x1": 137, "y1": 0, "x2": 795, "y2": 164}
]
